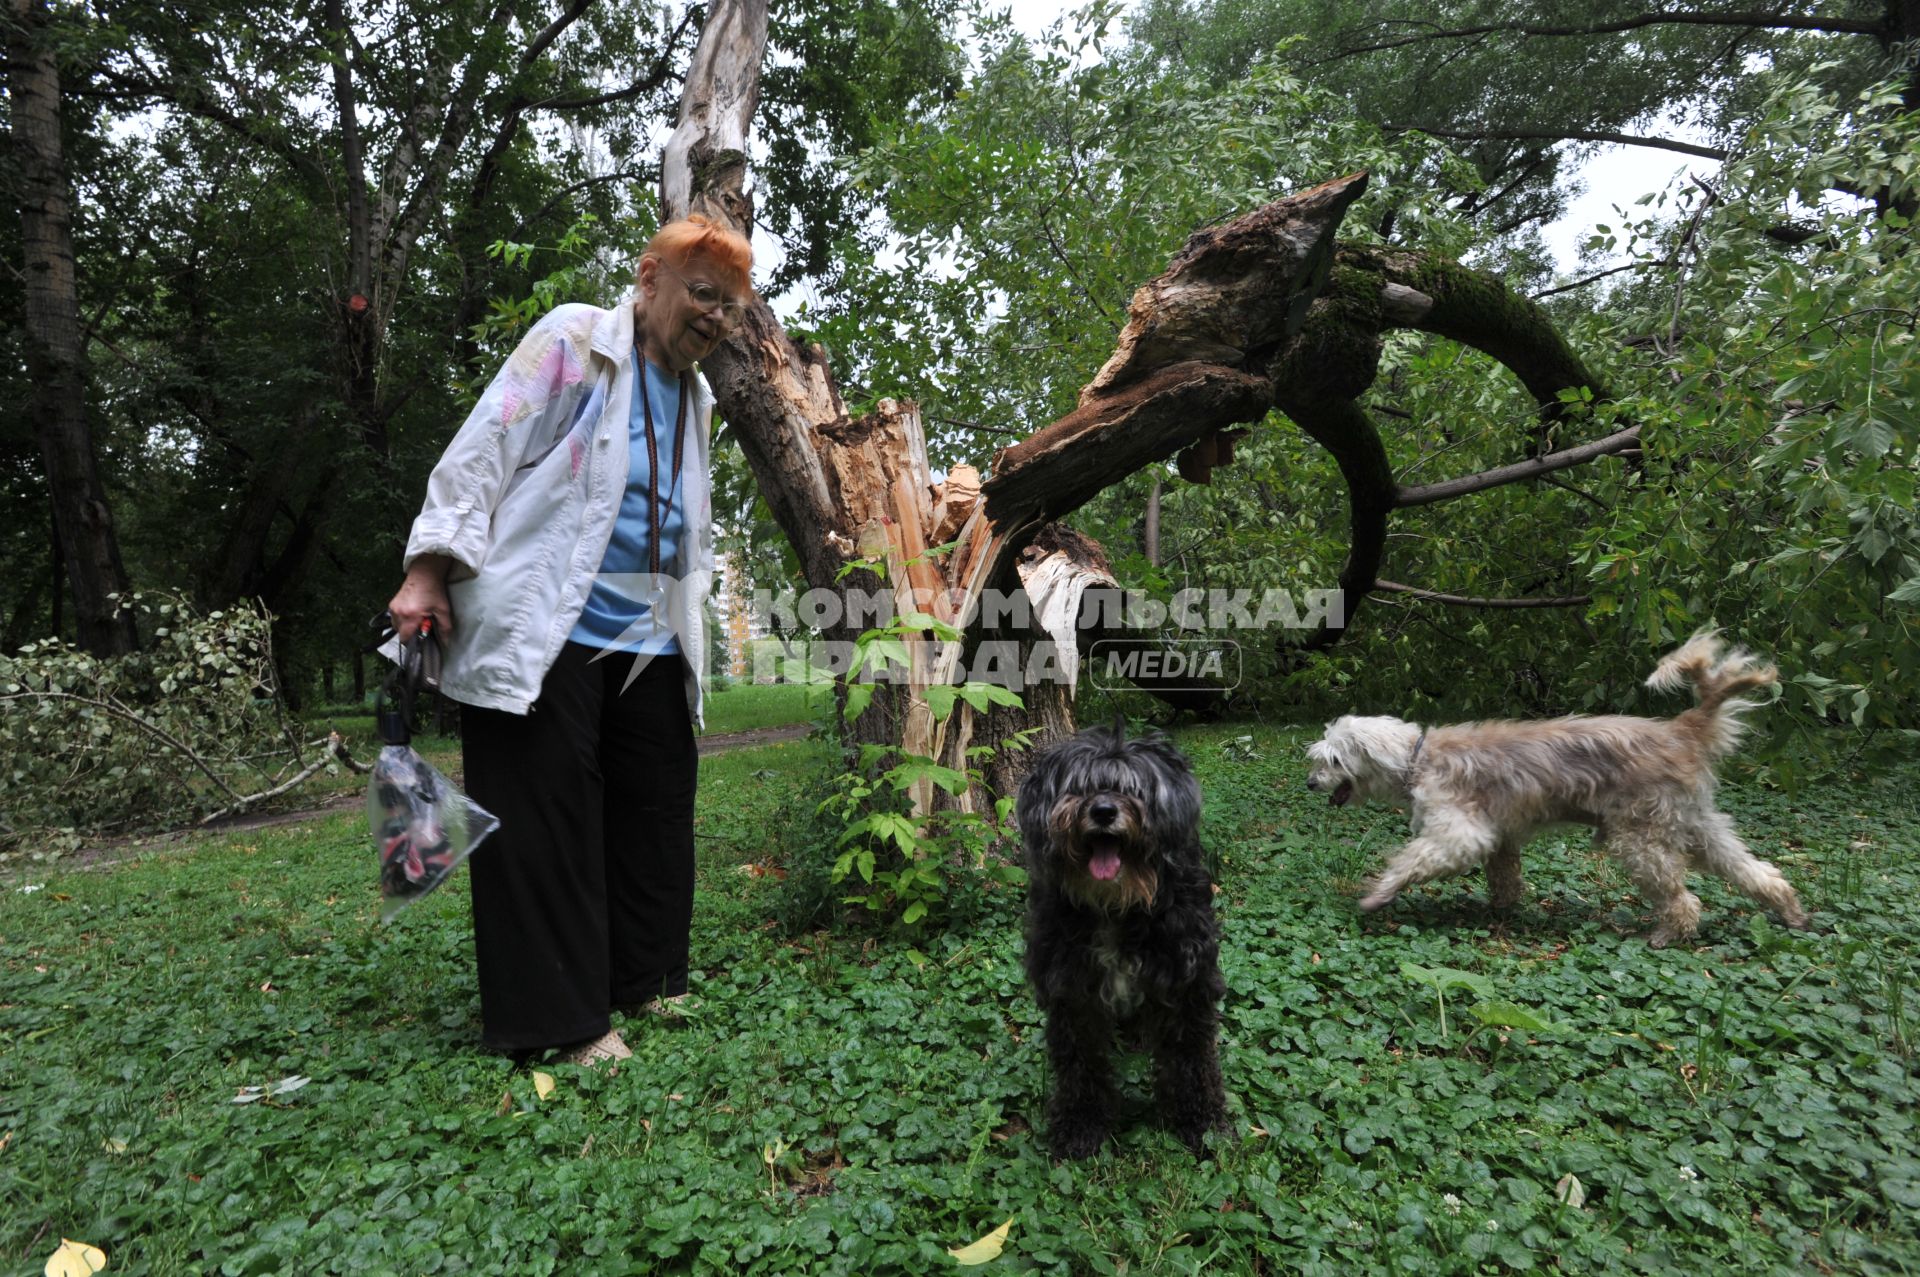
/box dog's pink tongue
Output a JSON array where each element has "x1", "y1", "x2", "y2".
[{"x1": 1088, "y1": 848, "x2": 1122, "y2": 881}]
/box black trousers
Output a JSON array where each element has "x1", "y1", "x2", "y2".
[{"x1": 461, "y1": 642, "x2": 697, "y2": 1052}]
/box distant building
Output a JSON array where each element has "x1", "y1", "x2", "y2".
[{"x1": 714, "y1": 549, "x2": 766, "y2": 677}]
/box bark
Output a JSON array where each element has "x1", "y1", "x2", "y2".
[
  {"x1": 1028, "y1": 527, "x2": 1234, "y2": 716},
  {"x1": 1143, "y1": 474, "x2": 1162, "y2": 566},
  {"x1": 203, "y1": 406, "x2": 322, "y2": 607},
  {"x1": 1889, "y1": 0, "x2": 1920, "y2": 138},
  {"x1": 8, "y1": 0, "x2": 139, "y2": 655}
]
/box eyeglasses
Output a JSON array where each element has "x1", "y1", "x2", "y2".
[{"x1": 654, "y1": 259, "x2": 750, "y2": 331}]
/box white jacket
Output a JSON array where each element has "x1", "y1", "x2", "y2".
[{"x1": 402, "y1": 297, "x2": 715, "y2": 722}]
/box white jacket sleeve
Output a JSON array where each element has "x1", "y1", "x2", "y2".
[{"x1": 403, "y1": 305, "x2": 600, "y2": 576}]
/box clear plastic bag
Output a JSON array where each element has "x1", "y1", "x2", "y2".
[
  {"x1": 369, "y1": 744, "x2": 498, "y2": 921},
  {"x1": 367, "y1": 616, "x2": 498, "y2": 921}
]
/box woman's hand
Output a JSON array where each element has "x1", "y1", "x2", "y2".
[{"x1": 389, "y1": 555, "x2": 456, "y2": 640}]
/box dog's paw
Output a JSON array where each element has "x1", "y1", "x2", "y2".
[
  {"x1": 1049, "y1": 1120, "x2": 1107, "y2": 1161},
  {"x1": 1174, "y1": 1120, "x2": 1220, "y2": 1159},
  {"x1": 1356, "y1": 890, "x2": 1395, "y2": 913}
]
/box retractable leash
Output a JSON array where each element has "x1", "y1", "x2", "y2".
[
  {"x1": 365, "y1": 612, "x2": 498, "y2": 920},
  {"x1": 371, "y1": 612, "x2": 437, "y2": 746}
]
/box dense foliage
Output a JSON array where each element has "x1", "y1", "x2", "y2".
[
  {"x1": 3, "y1": 723, "x2": 1915, "y2": 1272},
  {"x1": 806, "y1": 11, "x2": 1918, "y2": 769},
  {"x1": 1129, "y1": 0, "x2": 1911, "y2": 253},
  {"x1": 0, "y1": 597, "x2": 313, "y2": 851}
]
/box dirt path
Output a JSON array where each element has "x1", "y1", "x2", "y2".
[
  {"x1": 696, "y1": 721, "x2": 814, "y2": 755},
  {"x1": 42, "y1": 721, "x2": 817, "y2": 873}
]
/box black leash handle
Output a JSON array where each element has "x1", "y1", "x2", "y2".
[{"x1": 371, "y1": 611, "x2": 440, "y2": 746}]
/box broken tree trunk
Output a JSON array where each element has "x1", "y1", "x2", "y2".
[{"x1": 662, "y1": 0, "x2": 1364, "y2": 813}]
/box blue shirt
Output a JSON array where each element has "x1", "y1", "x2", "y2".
[{"x1": 570, "y1": 355, "x2": 687, "y2": 654}]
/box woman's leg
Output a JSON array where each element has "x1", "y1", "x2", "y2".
[
  {"x1": 598, "y1": 653, "x2": 698, "y2": 1006},
  {"x1": 462, "y1": 643, "x2": 612, "y2": 1052}
]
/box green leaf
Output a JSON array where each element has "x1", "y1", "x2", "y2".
[
  {"x1": 1467, "y1": 1001, "x2": 1563, "y2": 1033},
  {"x1": 1400, "y1": 962, "x2": 1495, "y2": 999},
  {"x1": 898, "y1": 611, "x2": 962, "y2": 641},
  {"x1": 841, "y1": 682, "x2": 878, "y2": 724},
  {"x1": 957, "y1": 681, "x2": 1023, "y2": 714},
  {"x1": 1852, "y1": 417, "x2": 1894, "y2": 459},
  {"x1": 924, "y1": 684, "x2": 959, "y2": 722},
  {"x1": 856, "y1": 637, "x2": 912, "y2": 677},
  {"x1": 887, "y1": 757, "x2": 971, "y2": 796}
]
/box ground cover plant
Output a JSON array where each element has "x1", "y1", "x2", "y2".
[{"x1": 2, "y1": 724, "x2": 1916, "y2": 1274}]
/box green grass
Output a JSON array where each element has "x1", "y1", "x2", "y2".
[
  {"x1": 701, "y1": 682, "x2": 824, "y2": 736},
  {"x1": 3, "y1": 723, "x2": 1918, "y2": 1274}
]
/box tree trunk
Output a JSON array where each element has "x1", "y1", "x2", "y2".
[
  {"x1": 663, "y1": 0, "x2": 1363, "y2": 811},
  {"x1": 8, "y1": 0, "x2": 139, "y2": 655}
]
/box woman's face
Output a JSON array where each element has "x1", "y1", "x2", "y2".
[{"x1": 636, "y1": 253, "x2": 746, "y2": 372}]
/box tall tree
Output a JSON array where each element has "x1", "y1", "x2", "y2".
[
  {"x1": 0, "y1": 0, "x2": 958, "y2": 682},
  {"x1": 1131, "y1": 0, "x2": 1918, "y2": 247},
  {"x1": 6, "y1": 0, "x2": 138, "y2": 654}
]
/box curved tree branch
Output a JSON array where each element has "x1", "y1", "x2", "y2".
[
  {"x1": 90, "y1": 65, "x2": 332, "y2": 198},
  {"x1": 1277, "y1": 395, "x2": 1396, "y2": 649},
  {"x1": 1372, "y1": 580, "x2": 1591, "y2": 608},
  {"x1": 1356, "y1": 247, "x2": 1612, "y2": 431},
  {"x1": 1263, "y1": 245, "x2": 1620, "y2": 652},
  {"x1": 467, "y1": 5, "x2": 695, "y2": 213}
]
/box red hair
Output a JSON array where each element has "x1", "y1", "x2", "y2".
[{"x1": 639, "y1": 213, "x2": 753, "y2": 294}]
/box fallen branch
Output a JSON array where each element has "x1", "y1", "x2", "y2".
[
  {"x1": 328, "y1": 732, "x2": 372, "y2": 775},
  {"x1": 200, "y1": 733, "x2": 365, "y2": 824},
  {"x1": 1394, "y1": 424, "x2": 1642, "y2": 507},
  {"x1": 1371, "y1": 580, "x2": 1590, "y2": 608}
]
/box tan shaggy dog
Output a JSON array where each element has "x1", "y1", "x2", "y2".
[{"x1": 1305, "y1": 632, "x2": 1809, "y2": 946}]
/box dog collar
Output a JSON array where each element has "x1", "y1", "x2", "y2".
[{"x1": 1405, "y1": 730, "x2": 1427, "y2": 783}]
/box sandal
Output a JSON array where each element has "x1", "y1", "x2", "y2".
[
  {"x1": 552, "y1": 1028, "x2": 632, "y2": 1066},
  {"x1": 622, "y1": 993, "x2": 702, "y2": 1024}
]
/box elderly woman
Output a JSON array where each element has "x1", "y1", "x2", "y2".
[{"x1": 388, "y1": 214, "x2": 754, "y2": 1063}]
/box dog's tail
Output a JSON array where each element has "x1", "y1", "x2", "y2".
[{"x1": 1645, "y1": 629, "x2": 1777, "y2": 756}]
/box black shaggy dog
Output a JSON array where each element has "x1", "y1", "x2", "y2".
[{"x1": 1018, "y1": 723, "x2": 1226, "y2": 1159}]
